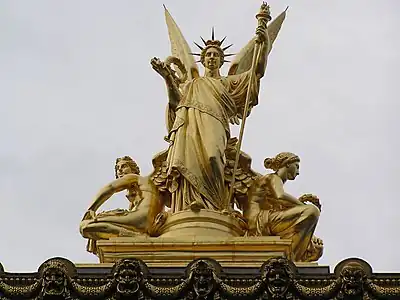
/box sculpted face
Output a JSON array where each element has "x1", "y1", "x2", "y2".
[
  {"x1": 42, "y1": 267, "x2": 67, "y2": 297},
  {"x1": 116, "y1": 159, "x2": 133, "y2": 178},
  {"x1": 190, "y1": 261, "x2": 215, "y2": 298},
  {"x1": 262, "y1": 258, "x2": 293, "y2": 298},
  {"x1": 341, "y1": 265, "x2": 366, "y2": 296},
  {"x1": 204, "y1": 47, "x2": 221, "y2": 71},
  {"x1": 267, "y1": 268, "x2": 289, "y2": 289},
  {"x1": 286, "y1": 161, "x2": 300, "y2": 181}
]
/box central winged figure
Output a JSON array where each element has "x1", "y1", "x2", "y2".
[{"x1": 151, "y1": 4, "x2": 287, "y2": 213}]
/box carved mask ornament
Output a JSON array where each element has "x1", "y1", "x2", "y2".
[
  {"x1": 262, "y1": 258, "x2": 293, "y2": 299},
  {"x1": 340, "y1": 264, "x2": 366, "y2": 297},
  {"x1": 40, "y1": 263, "x2": 69, "y2": 299},
  {"x1": 190, "y1": 260, "x2": 216, "y2": 299},
  {"x1": 113, "y1": 260, "x2": 144, "y2": 297}
]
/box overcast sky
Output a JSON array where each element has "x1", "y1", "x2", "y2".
[{"x1": 1, "y1": 0, "x2": 399, "y2": 273}]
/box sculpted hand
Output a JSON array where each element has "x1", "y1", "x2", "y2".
[
  {"x1": 256, "y1": 26, "x2": 268, "y2": 43},
  {"x1": 299, "y1": 194, "x2": 322, "y2": 212},
  {"x1": 255, "y1": 2, "x2": 271, "y2": 43},
  {"x1": 151, "y1": 57, "x2": 171, "y2": 78}
]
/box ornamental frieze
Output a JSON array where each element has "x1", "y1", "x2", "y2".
[{"x1": 1, "y1": 257, "x2": 400, "y2": 300}]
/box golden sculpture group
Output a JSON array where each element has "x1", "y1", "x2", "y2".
[{"x1": 80, "y1": 3, "x2": 324, "y2": 263}]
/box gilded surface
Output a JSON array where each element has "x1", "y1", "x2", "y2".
[
  {"x1": 243, "y1": 152, "x2": 323, "y2": 262},
  {"x1": 1, "y1": 257, "x2": 400, "y2": 300},
  {"x1": 80, "y1": 156, "x2": 168, "y2": 253},
  {"x1": 79, "y1": 3, "x2": 325, "y2": 263}
]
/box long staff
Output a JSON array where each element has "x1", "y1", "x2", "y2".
[{"x1": 226, "y1": 3, "x2": 271, "y2": 209}]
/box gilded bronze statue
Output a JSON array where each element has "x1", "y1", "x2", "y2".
[
  {"x1": 79, "y1": 3, "x2": 325, "y2": 264},
  {"x1": 80, "y1": 156, "x2": 167, "y2": 252},
  {"x1": 150, "y1": 3, "x2": 286, "y2": 213},
  {"x1": 243, "y1": 152, "x2": 323, "y2": 261}
]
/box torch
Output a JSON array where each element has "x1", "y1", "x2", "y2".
[{"x1": 226, "y1": 3, "x2": 272, "y2": 209}]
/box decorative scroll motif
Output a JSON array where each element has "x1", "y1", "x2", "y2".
[
  {"x1": 0, "y1": 279, "x2": 41, "y2": 299},
  {"x1": 1, "y1": 257, "x2": 400, "y2": 300}
]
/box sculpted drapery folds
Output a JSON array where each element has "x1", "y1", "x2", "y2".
[
  {"x1": 243, "y1": 152, "x2": 323, "y2": 262},
  {"x1": 151, "y1": 5, "x2": 287, "y2": 213},
  {"x1": 78, "y1": 4, "x2": 326, "y2": 264}
]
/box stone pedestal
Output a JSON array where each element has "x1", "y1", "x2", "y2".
[
  {"x1": 157, "y1": 210, "x2": 246, "y2": 238},
  {"x1": 96, "y1": 236, "x2": 293, "y2": 267},
  {"x1": 93, "y1": 210, "x2": 293, "y2": 268}
]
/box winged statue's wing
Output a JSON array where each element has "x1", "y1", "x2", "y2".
[
  {"x1": 150, "y1": 149, "x2": 172, "y2": 207},
  {"x1": 151, "y1": 149, "x2": 169, "y2": 192},
  {"x1": 164, "y1": 6, "x2": 199, "y2": 81},
  {"x1": 228, "y1": 8, "x2": 288, "y2": 76}
]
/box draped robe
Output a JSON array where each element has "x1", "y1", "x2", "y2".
[
  {"x1": 244, "y1": 173, "x2": 321, "y2": 261},
  {"x1": 166, "y1": 71, "x2": 258, "y2": 213}
]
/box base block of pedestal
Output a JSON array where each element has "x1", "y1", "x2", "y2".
[{"x1": 96, "y1": 236, "x2": 293, "y2": 268}]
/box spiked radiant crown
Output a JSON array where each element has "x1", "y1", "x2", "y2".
[{"x1": 191, "y1": 28, "x2": 234, "y2": 66}]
